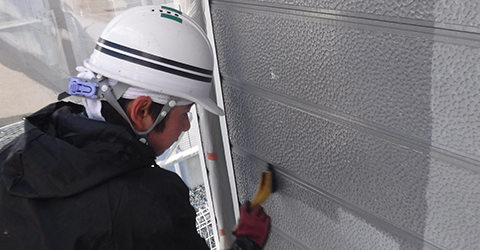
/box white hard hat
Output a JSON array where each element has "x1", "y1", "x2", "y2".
[{"x1": 84, "y1": 5, "x2": 223, "y2": 116}]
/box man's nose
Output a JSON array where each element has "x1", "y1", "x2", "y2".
[
  {"x1": 183, "y1": 113, "x2": 192, "y2": 131},
  {"x1": 183, "y1": 121, "x2": 191, "y2": 132}
]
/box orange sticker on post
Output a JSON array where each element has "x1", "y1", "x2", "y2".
[{"x1": 206, "y1": 152, "x2": 217, "y2": 161}]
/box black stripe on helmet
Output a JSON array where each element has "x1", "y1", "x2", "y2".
[
  {"x1": 98, "y1": 38, "x2": 212, "y2": 76},
  {"x1": 95, "y1": 45, "x2": 212, "y2": 83}
]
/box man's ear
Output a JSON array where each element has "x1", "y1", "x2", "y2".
[{"x1": 126, "y1": 96, "x2": 154, "y2": 131}]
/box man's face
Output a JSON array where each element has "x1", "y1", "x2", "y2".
[{"x1": 147, "y1": 104, "x2": 192, "y2": 155}]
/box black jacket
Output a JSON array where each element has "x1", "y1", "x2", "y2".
[{"x1": 0, "y1": 102, "x2": 209, "y2": 250}]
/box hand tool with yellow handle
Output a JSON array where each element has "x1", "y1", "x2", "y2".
[
  {"x1": 249, "y1": 168, "x2": 274, "y2": 209},
  {"x1": 233, "y1": 164, "x2": 277, "y2": 233}
]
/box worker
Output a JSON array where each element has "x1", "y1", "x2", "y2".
[{"x1": 0, "y1": 5, "x2": 269, "y2": 250}]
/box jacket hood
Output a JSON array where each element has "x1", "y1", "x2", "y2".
[{"x1": 1, "y1": 102, "x2": 157, "y2": 199}]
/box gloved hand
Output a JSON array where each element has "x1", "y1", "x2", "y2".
[{"x1": 235, "y1": 201, "x2": 271, "y2": 248}]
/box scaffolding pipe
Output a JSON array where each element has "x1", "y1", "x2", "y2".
[
  {"x1": 196, "y1": 1, "x2": 239, "y2": 249},
  {"x1": 158, "y1": 145, "x2": 199, "y2": 168},
  {"x1": 0, "y1": 19, "x2": 41, "y2": 30}
]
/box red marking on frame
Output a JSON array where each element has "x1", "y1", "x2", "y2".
[
  {"x1": 207, "y1": 152, "x2": 217, "y2": 161},
  {"x1": 219, "y1": 229, "x2": 226, "y2": 236}
]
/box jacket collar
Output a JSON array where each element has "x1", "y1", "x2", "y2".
[{"x1": 2, "y1": 102, "x2": 157, "y2": 198}]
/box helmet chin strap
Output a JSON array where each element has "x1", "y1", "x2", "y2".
[
  {"x1": 98, "y1": 80, "x2": 176, "y2": 144},
  {"x1": 62, "y1": 76, "x2": 177, "y2": 144}
]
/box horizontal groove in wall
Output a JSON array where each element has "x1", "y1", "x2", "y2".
[
  {"x1": 223, "y1": 76, "x2": 480, "y2": 175},
  {"x1": 270, "y1": 224, "x2": 316, "y2": 250},
  {"x1": 231, "y1": 144, "x2": 445, "y2": 250},
  {"x1": 211, "y1": 0, "x2": 480, "y2": 48}
]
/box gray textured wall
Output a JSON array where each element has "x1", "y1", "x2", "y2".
[{"x1": 210, "y1": 0, "x2": 480, "y2": 249}]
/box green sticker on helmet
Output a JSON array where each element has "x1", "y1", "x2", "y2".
[
  {"x1": 161, "y1": 13, "x2": 182, "y2": 23},
  {"x1": 160, "y1": 6, "x2": 182, "y2": 23}
]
